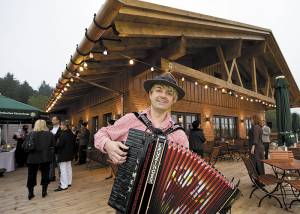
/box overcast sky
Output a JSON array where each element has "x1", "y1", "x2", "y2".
[{"x1": 0, "y1": 0, "x2": 299, "y2": 112}]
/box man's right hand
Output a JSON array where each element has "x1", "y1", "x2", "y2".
[{"x1": 104, "y1": 140, "x2": 129, "y2": 165}]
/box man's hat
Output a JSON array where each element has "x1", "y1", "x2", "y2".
[{"x1": 143, "y1": 72, "x2": 185, "y2": 100}]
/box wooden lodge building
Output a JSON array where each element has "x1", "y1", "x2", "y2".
[{"x1": 47, "y1": 0, "x2": 300, "y2": 142}]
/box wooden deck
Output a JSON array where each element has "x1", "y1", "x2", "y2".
[{"x1": 1, "y1": 160, "x2": 299, "y2": 214}]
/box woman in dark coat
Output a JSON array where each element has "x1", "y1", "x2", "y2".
[
  {"x1": 24, "y1": 120, "x2": 55, "y2": 200},
  {"x1": 250, "y1": 115, "x2": 265, "y2": 175},
  {"x1": 55, "y1": 120, "x2": 75, "y2": 191}
]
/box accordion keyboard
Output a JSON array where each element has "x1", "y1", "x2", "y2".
[{"x1": 108, "y1": 129, "x2": 154, "y2": 213}]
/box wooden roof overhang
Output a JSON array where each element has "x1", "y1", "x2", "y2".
[{"x1": 46, "y1": 0, "x2": 300, "y2": 112}]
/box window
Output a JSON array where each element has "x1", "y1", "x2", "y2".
[
  {"x1": 171, "y1": 112, "x2": 199, "y2": 131},
  {"x1": 213, "y1": 116, "x2": 237, "y2": 139},
  {"x1": 92, "y1": 116, "x2": 99, "y2": 133},
  {"x1": 245, "y1": 118, "x2": 252, "y2": 137},
  {"x1": 103, "y1": 113, "x2": 112, "y2": 127}
]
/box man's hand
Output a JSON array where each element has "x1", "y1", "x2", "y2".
[{"x1": 104, "y1": 140, "x2": 129, "y2": 164}]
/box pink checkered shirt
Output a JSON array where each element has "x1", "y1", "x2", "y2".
[{"x1": 94, "y1": 108, "x2": 189, "y2": 153}]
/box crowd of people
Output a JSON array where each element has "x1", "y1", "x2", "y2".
[{"x1": 14, "y1": 116, "x2": 90, "y2": 200}]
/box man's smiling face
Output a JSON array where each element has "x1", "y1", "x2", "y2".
[{"x1": 149, "y1": 84, "x2": 177, "y2": 112}]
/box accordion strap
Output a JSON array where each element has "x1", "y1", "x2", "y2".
[{"x1": 132, "y1": 112, "x2": 184, "y2": 136}]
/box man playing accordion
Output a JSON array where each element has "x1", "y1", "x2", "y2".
[{"x1": 94, "y1": 72, "x2": 188, "y2": 165}]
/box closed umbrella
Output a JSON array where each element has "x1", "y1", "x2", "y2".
[{"x1": 275, "y1": 76, "x2": 294, "y2": 147}]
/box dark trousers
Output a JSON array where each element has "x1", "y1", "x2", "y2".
[
  {"x1": 49, "y1": 155, "x2": 56, "y2": 179},
  {"x1": 263, "y1": 142, "x2": 270, "y2": 159},
  {"x1": 27, "y1": 162, "x2": 50, "y2": 188},
  {"x1": 74, "y1": 143, "x2": 79, "y2": 161},
  {"x1": 79, "y1": 145, "x2": 87, "y2": 164}
]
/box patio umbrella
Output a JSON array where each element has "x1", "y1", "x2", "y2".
[{"x1": 275, "y1": 76, "x2": 294, "y2": 147}]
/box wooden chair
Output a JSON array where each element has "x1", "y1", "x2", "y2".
[
  {"x1": 285, "y1": 180, "x2": 300, "y2": 208},
  {"x1": 241, "y1": 156, "x2": 284, "y2": 208},
  {"x1": 269, "y1": 150, "x2": 294, "y2": 160},
  {"x1": 288, "y1": 147, "x2": 300, "y2": 160},
  {"x1": 204, "y1": 146, "x2": 220, "y2": 166}
]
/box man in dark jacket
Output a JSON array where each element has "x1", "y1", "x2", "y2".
[
  {"x1": 55, "y1": 120, "x2": 75, "y2": 191},
  {"x1": 49, "y1": 116, "x2": 61, "y2": 181},
  {"x1": 189, "y1": 120, "x2": 206, "y2": 157},
  {"x1": 76, "y1": 122, "x2": 90, "y2": 165}
]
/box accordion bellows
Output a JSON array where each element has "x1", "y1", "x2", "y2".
[{"x1": 108, "y1": 129, "x2": 239, "y2": 214}]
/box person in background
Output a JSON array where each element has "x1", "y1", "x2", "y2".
[
  {"x1": 71, "y1": 126, "x2": 79, "y2": 162},
  {"x1": 55, "y1": 120, "x2": 75, "y2": 191},
  {"x1": 76, "y1": 122, "x2": 90, "y2": 165},
  {"x1": 262, "y1": 120, "x2": 271, "y2": 159},
  {"x1": 189, "y1": 120, "x2": 206, "y2": 157},
  {"x1": 250, "y1": 115, "x2": 265, "y2": 175},
  {"x1": 24, "y1": 120, "x2": 55, "y2": 200},
  {"x1": 49, "y1": 116, "x2": 61, "y2": 182},
  {"x1": 13, "y1": 125, "x2": 29, "y2": 167}
]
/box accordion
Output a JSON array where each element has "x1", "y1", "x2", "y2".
[{"x1": 108, "y1": 128, "x2": 240, "y2": 213}]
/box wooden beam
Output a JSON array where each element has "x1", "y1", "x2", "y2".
[
  {"x1": 222, "y1": 39, "x2": 242, "y2": 61},
  {"x1": 159, "y1": 36, "x2": 187, "y2": 61},
  {"x1": 234, "y1": 60, "x2": 244, "y2": 88},
  {"x1": 251, "y1": 57, "x2": 258, "y2": 92},
  {"x1": 242, "y1": 41, "x2": 266, "y2": 58},
  {"x1": 216, "y1": 46, "x2": 230, "y2": 81},
  {"x1": 161, "y1": 58, "x2": 275, "y2": 103},
  {"x1": 132, "y1": 36, "x2": 187, "y2": 76},
  {"x1": 264, "y1": 73, "x2": 271, "y2": 97},
  {"x1": 115, "y1": 21, "x2": 266, "y2": 40}
]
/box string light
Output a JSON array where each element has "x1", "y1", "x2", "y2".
[
  {"x1": 50, "y1": 50, "x2": 279, "y2": 111},
  {"x1": 129, "y1": 59, "x2": 134, "y2": 65}
]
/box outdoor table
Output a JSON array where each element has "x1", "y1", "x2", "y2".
[
  {"x1": 262, "y1": 159, "x2": 300, "y2": 209},
  {"x1": 0, "y1": 148, "x2": 16, "y2": 172}
]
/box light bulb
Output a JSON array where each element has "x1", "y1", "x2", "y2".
[
  {"x1": 195, "y1": 81, "x2": 198, "y2": 85},
  {"x1": 83, "y1": 62, "x2": 88, "y2": 68},
  {"x1": 129, "y1": 59, "x2": 134, "y2": 65},
  {"x1": 79, "y1": 66, "x2": 84, "y2": 72},
  {"x1": 150, "y1": 67, "x2": 154, "y2": 71},
  {"x1": 204, "y1": 85, "x2": 208, "y2": 89},
  {"x1": 70, "y1": 78, "x2": 74, "y2": 82},
  {"x1": 181, "y1": 77, "x2": 185, "y2": 82},
  {"x1": 89, "y1": 52, "x2": 94, "y2": 58},
  {"x1": 76, "y1": 73, "x2": 80, "y2": 77},
  {"x1": 103, "y1": 49, "x2": 108, "y2": 55}
]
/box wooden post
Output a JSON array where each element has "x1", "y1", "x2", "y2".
[{"x1": 251, "y1": 57, "x2": 257, "y2": 92}]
